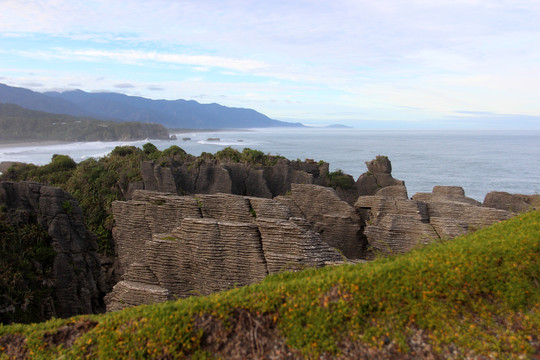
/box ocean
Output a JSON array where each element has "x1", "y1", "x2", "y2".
[{"x1": 1, "y1": 128, "x2": 539, "y2": 202}]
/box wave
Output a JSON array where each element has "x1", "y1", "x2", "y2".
[{"x1": 197, "y1": 139, "x2": 259, "y2": 147}]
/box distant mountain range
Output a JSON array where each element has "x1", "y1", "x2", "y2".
[
  {"x1": 0, "y1": 103, "x2": 171, "y2": 142},
  {"x1": 0, "y1": 83, "x2": 303, "y2": 129}
]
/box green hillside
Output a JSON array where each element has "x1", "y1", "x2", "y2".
[
  {"x1": 1, "y1": 211, "x2": 539, "y2": 359},
  {"x1": 0, "y1": 103, "x2": 170, "y2": 142}
]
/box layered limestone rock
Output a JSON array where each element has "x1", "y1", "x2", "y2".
[
  {"x1": 0, "y1": 181, "x2": 106, "y2": 320},
  {"x1": 412, "y1": 186, "x2": 511, "y2": 239},
  {"x1": 356, "y1": 186, "x2": 512, "y2": 255},
  {"x1": 107, "y1": 157, "x2": 523, "y2": 310},
  {"x1": 483, "y1": 191, "x2": 540, "y2": 213},
  {"x1": 107, "y1": 190, "x2": 343, "y2": 310},
  {"x1": 355, "y1": 195, "x2": 437, "y2": 255},
  {"x1": 290, "y1": 184, "x2": 367, "y2": 259}
]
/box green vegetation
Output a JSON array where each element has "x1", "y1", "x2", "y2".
[
  {"x1": 0, "y1": 216, "x2": 56, "y2": 324},
  {"x1": 0, "y1": 103, "x2": 170, "y2": 142},
  {"x1": 328, "y1": 169, "x2": 355, "y2": 190},
  {"x1": 0, "y1": 144, "x2": 198, "y2": 254},
  {"x1": 1, "y1": 211, "x2": 538, "y2": 358},
  {"x1": 215, "y1": 147, "x2": 284, "y2": 166}
]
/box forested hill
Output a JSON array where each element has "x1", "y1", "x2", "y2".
[
  {"x1": 0, "y1": 83, "x2": 304, "y2": 129},
  {"x1": 0, "y1": 103, "x2": 171, "y2": 142}
]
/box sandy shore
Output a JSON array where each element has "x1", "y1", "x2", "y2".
[{"x1": 0, "y1": 141, "x2": 70, "y2": 149}]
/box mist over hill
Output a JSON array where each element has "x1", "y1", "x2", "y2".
[{"x1": 0, "y1": 83, "x2": 303, "y2": 129}]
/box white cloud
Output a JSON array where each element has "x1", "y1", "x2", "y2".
[{"x1": 1, "y1": 0, "x2": 540, "y2": 125}]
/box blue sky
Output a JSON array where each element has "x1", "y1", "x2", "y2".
[{"x1": 1, "y1": 0, "x2": 540, "y2": 128}]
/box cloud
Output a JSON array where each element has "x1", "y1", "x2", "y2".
[
  {"x1": 114, "y1": 83, "x2": 135, "y2": 89},
  {"x1": 15, "y1": 48, "x2": 268, "y2": 73},
  {"x1": 21, "y1": 82, "x2": 43, "y2": 87},
  {"x1": 1, "y1": 1, "x2": 540, "y2": 126}
]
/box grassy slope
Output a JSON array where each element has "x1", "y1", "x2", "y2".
[{"x1": 1, "y1": 211, "x2": 539, "y2": 359}]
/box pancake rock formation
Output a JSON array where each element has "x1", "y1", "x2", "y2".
[
  {"x1": 105, "y1": 188, "x2": 360, "y2": 311},
  {"x1": 107, "y1": 156, "x2": 519, "y2": 310}
]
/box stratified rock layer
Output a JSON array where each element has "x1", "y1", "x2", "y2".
[
  {"x1": 106, "y1": 190, "x2": 345, "y2": 311},
  {"x1": 107, "y1": 156, "x2": 520, "y2": 310},
  {"x1": 356, "y1": 186, "x2": 512, "y2": 255}
]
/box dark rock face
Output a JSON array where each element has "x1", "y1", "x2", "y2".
[
  {"x1": 137, "y1": 158, "x2": 329, "y2": 200},
  {"x1": 106, "y1": 190, "x2": 349, "y2": 311},
  {"x1": 0, "y1": 182, "x2": 106, "y2": 320}
]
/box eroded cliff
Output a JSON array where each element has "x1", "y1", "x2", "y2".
[
  {"x1": 0, "y1": 182, "x2": 106, "y2": 323},
  {"x1": 106, "y1": 155, "x2": 520, "y2": 310},
  {"x1": 106, "y1": 189, "x2": 354, "y2": 311}
]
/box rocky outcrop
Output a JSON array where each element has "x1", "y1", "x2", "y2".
[
  {"x1": 137, "y1": 158, "x2": 329, "y2": 200},
  {"x1": 356, "y1": 185, "x2": 512, "y2": 255},
  {"x1": 412, "y1": 186, "x2": 511, "y2": 239},
  {"x1": 483, "y1": 191, "x2": 540, "y2": 213},
  {"x1": 356, "y1": 156, "x2": 406, "y2": 196},
  {"x1": 355, "y1": 195, "x2": 437, "y2": 255},
  {"x1": 0, "y1": 181, "x2": 106, "y2": 321},
  {"x1": 289, "y1": 184, "x2": 366, "y2": 259},
  {"x1": 106, "y1": 190, "x2": 344, "y2": 311}
]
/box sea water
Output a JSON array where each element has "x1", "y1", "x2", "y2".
[{"x1": 1, "y1": 128, "x2": 539, "y2": 202}]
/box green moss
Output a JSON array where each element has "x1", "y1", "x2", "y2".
[{"x1": 61, "y1": 200, "x2": 73, "y2": 215}]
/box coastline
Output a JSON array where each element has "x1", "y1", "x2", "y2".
[{"x1": 0, "y1": 140, "x2": 71, "y2": 149}]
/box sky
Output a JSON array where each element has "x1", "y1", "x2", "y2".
[{"x1": 1, "y1": 0, "x2": 540, "y2": 129}]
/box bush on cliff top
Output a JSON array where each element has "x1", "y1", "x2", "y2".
[{"x1": 1, "y1": 211, "x2": 538, "y2": 359}]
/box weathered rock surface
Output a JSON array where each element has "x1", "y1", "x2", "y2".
[
  {"x1": 0, "y1": 181, "x2": 106, "y2": 320},
  {"x1": 483, "y1": 191, "x2": 540, "y2": 213},
  {"x1": 356, "y1": 156, "x2": 406, "y2": 196},
  {"x1": 107, "y1": 156, "x2": 524, "y2": 310},
  {"x1": 290, "y1": 184, "x2": 367, "y2": 259},
  {"x1": 137, "y1": 158, "x2": 330, "y2": 200},
  {"x1": 355, "y1": 195, "x2": 437, "y2": 255},
  {"x1": 106, "y1": 190, "x2": 344, "y2": 311},
  {"x1": 356, "y1": 185, "x2": 513, "y2": 255},
  {"x1": 412, "y1": 186, "x2": 511, "y2": 239}
]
